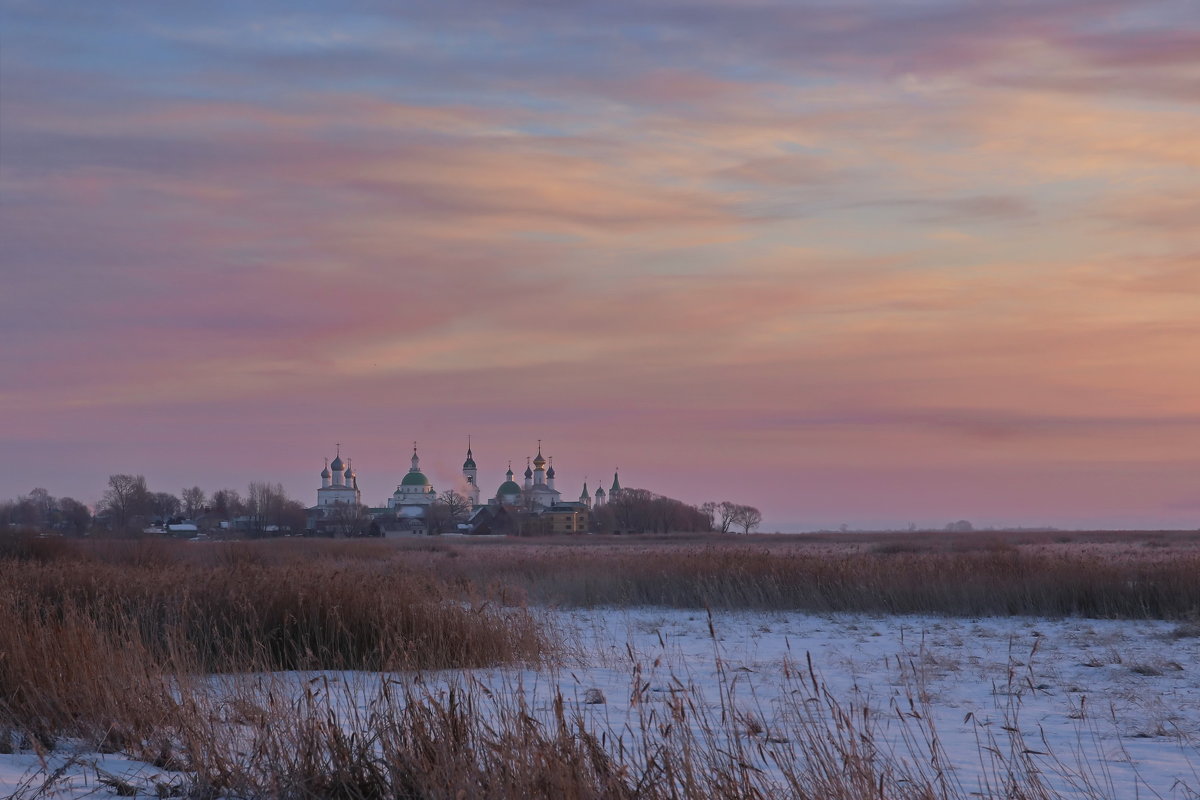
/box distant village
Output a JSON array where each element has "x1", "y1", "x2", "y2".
[
  {"x1": 309, "y1": 440, "x2": 721, "y2": 536},
  {"x1": 310, "y1": 440, "x2": 615, "y2": 535},
  {"x1": 1, "y1": 441, "x2": 760, "y2": 537}
]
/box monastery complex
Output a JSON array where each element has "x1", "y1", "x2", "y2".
[{"x1": 310, "y1": 441, "x2": 622, "y2": 535}]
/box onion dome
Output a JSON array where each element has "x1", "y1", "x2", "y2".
[
  {"x1": 547, "y1": 463, "x2": 555, "y2": 479},
  {"x1": 330, "y1": 454, "x2": 345, "y2": 472},
  {"x1": 524, "y1": 461, "x2": 533, "y2": 479},
  {"x1": 463, "y1": 442, "x2": 477, "y2": 471},
  {"x1": 320, "y1": 459, "x2": 331, "y2": 479},
  {"x1": 532, "y1": 443, "x2": 546, "y2": 469},
  {"x1": 401, "y1": 471, "x2": 430, "y2": 487},
  {"x1": 596, "y1": 486, "x2": 606, "y2": 497},
  {"x1": 498, "y1": 461, "x2": 521, "y2": 498}
]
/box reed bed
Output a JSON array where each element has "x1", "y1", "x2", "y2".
[
  {"x1": 386, "y1": 533, "x2": 1200, "y2": 618},
  {"x1": 0, "y1": 536, "x2": 552, "y2": 748},
  {"x1": 169, "y1": 671, "x2": 976, "y2": 800},
  {"x1": 3, "y1": 532, "x2": 1199, "y2": 798},
  {"x1": 8, "y1": 612, "x2": 1147, "y2": 800}
]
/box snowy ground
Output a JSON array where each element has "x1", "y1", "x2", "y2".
[
  {"x1": 5, "y1": 609, "x2": 1200, "y2": 798},
  {"x1": 559, "y1": 609, "x2": 1200, "y2": 798}
]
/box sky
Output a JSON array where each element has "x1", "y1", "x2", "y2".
[{"x1": 1, "y1": 0, "x2": 1198, "y2": 531}]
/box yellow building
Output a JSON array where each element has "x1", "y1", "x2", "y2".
[{"x1": 542, "y1": 504, "x2": 590, "y2": 534}]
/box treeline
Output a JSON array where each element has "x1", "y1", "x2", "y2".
[
  {"x1": 0, "y1": 487, "x2": 91, "y2": 535},
  {"x1": 703, "y1": 501, "x2": 764, "y2": 534},
  {"x1": 2, "y1": 479, "x2": 765, "y2": 538},
  {"x1": 590, "y1": 489, "x2": 762, "y2": 534},
  {"x1": 0, "y1": 475, "x2": 309, "y2": 537}
]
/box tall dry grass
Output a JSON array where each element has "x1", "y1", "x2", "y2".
[
  {"x1": 390, "y1": 534, "x2": 1200, "y2": 618},
  {"x1": 9, "y1": 617, "x2": 1149, "y2": 800},
  {"x1": 0, "y1": 535, "x2": 552, "y2": 749},
  {"x1": 3, "y1": 532, "x2": 1194, "y2": 798}
]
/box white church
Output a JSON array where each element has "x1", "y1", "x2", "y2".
[
  {"x1": 316, "y1": 447, "x2": 361, "y2": 507},
  {"x1": 307, "y1": 440, "x2": 622, "y2": 534}
]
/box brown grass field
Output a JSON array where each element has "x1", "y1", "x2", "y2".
[
  {"x1": 3, "y1": 529, "x2": 1199, "y2": 798},
  {"x1": 383, "y1": 529, "x2": 1200, "y2": 617}
]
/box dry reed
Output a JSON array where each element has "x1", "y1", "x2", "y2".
[
  {"x1": 0, "y1": 535, "x2": 552, "y2": 749},
  {"x1": 4, "y1": 532, "x2": 1198, "y2": 799},
  {"x1": 390, "y1": 535, "x2": 1200, "y2": 618}
]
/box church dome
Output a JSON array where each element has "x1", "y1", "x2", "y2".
[
  {"x1": 463, "y1": 452, "x2": 477, "y2": 470},
  {"x1": 330, "y1": 455, "x2": 345, "y2": 472},
  {"x1": 497, "y1": 480, "x2": 522, "y2": 497},
  {"x1": 524, "y1": 464, "x2": 533, "y2": 479},
  {"x1": 320, "y1": 465, "x2": 331, "y2": 479},
  {"x1": 546, "y1": 464, "x2": 556, "y2": 479},
  {"x1": 401, "y1": 471, "x2": 430, "y2": 487}
]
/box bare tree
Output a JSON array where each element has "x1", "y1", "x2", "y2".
[
  {"x1": 101, "y1": 474, "x2": 151, "y2": 532},
  {"x1": 427, "y1": 490, "x2": 472, "y2": 534},
  {"x1": 28, "y1": 488, "x2": 54, "y2": 527},
  {"x1": 442, "y1": 490, "x2": 473, "y2": 524},
  {"x1": 279, "y1": 499, "x2": 308, "y2": 534},
  {"x1": 151, "y1": 492, "x2": 181, "y2": 521},
  {"x1": 717, "y1": 501, "x2": 738, "y2": 534},
  {"x1": 181, "y1": 486, "x2": 206, "y2": 518},
  {"x1": 2, "y1": 489, "x2": 56, "y2": 529},
  {"x1": 247, "y1": 482, "x2": 290, "y2": 535},
  {"x1": 608, "y1": 488, "x2": 654, "y2": 533},
  {"x1": 325, "y1": 502, "x2": 370, "y2": 537},
  {"x1": 210, "y1": 488, "x2": 244, "y2": 520},
  {"x1": 730, "y1": 505, "x2": 763, "y2": 534},
  {"x1": 57, "y1": 497, "x2": 91, "y2": 535}
]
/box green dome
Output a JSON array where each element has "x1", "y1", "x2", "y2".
[
  {"x1": 401, "y1": 471, "x2": 430, "y2": 487},
  {"x1": 463, "y1": 457, "x2": 477, "y2": 470},
  {"x1": 497, "y1": 480, "x2": 522, "y2": 496}
]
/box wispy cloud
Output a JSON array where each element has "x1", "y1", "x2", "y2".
[{"x1": 2, "y1": 0, "x2": 1197, "y2": 527}]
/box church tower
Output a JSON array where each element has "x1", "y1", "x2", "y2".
[
  {"x1": 330, "y1": 445, "x2": 345, "y2": 487},
  {"x1": 462, "y1": 438, "x2": 481, "y2": 506},
  {"x1": 317, "y1": 446, "x2": 360, "y2": 508},
  {"x1": 497, "y1": 463, "x2": 522, "y2": 505},
  {"x1": 389, "y1": 442, "x2": 435, "y2": 509},
  {"x1": 533, "y1": 442, "x2": 547, "y2": 486}
]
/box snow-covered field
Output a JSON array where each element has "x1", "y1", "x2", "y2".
[
  {"x1": 6, "y1": 608, "x2": 1200, "y2": 798},
  {"x1": 565, "y1": 609, "x2": 1200, "y2": 798}
]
